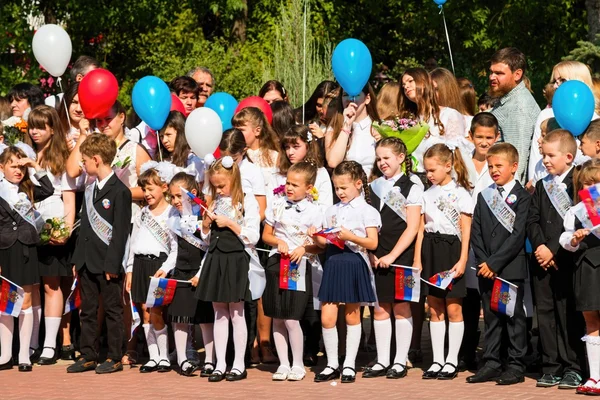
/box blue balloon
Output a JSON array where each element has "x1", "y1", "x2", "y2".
[
  {"x1": 332, "y1": 39, "x2": 372, "y2": 97},
  {"x1": 204, "y1": 92, "x2": 238, "y2": 131},
  {"x1": 553, "y1": 80, "x2": 595, "y2": 136},
  {"x1": 132, "y1": 76, "x2": 171, "y2": 130},
  {"x1": 434, "y1": 0, "x2": 447, "y2": 5}
]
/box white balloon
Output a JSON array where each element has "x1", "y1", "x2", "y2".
[
  {"x1": 32, "y1": 24, "x2": 72, "y2": 77},
  {"x1": 185, "y1": 108, "x2": 223, "y2": 159}
]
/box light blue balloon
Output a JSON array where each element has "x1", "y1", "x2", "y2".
[
  {"x1": 132, "y1": 76, "x2": 171, "y2": 131},
  {"x1": 553, "y1": 80, "x2": 595, "y2": 136},
  {"x1": 434, "y1": 0, "x2": 447, "y2": 5},
  {"x1": 332, "y1": 39, "x2": 372, "y2": 97},
  {"x1": 204, "y1": 92, "x2": 238, "y2": 131}
]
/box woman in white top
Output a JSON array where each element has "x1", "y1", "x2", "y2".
[
  {"x1": 325, "y1": 84, "x2": 380, "y2": 177},
  {"x1": 57, "y1": 82, "x2": 87, "y2": 152}
]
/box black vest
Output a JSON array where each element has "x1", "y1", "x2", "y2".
[
  {"x1": 574, "y1": 217, "x2": 600, "y2": 267},
  {"x1": 208, "y1": 225, "x2": 245, "y2": 253},
  {"x1": 175, "y1": 234, "x2": 205, "y2": 271}
]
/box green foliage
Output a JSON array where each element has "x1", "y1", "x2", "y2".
[{"x1": 564, "y1": 34, "x2": 600, "y2": 77}]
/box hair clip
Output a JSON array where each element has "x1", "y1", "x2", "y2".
[
  {"x1": 221, "y1": 156, "x2": 234, "y2": 169},
  {"x1": 204, "y1": 153, "x2": 216, "y2": 167},
  {"x1": 306, "y1": 131, "x2": 313, "y2": 143},
  {"x1": 176, "y1": 164, "x2": 196, "y2": 177},
  {"x1": 140, "y1": 160, "x2": 178, "y2": 183},
  {"x1": 445, "y1": 141, "x2": 459, "y2": 152}
]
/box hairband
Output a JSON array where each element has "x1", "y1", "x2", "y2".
[{"x1": 140, "y1": 160, "x2": 178, "y2": 183}]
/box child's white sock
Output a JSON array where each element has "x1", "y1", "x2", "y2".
[
  {"x1": 172, "y1": 323, "x2": 188, "y2": 366},
  {"x1": 273, "y1": 319, "x2": 290, "y2": 369},
  {"x1": 372, "y1": 318, "x2": 392, "y2": 370},
  {"x1": 285, "y1": 319, "x2": 304, "y2": 369},
  {"x1": 19, "y1": 308, "x2": 33, "y2": 365},
  {"x1": 342, "y1": 324, "x2": 362, "y2": 377},
  {"x1": 154, "y1": 326, "x2": 169, "y2": 364},
  {"x1": 585, "y1": 335, "x2": 600, "y2": 385},
  {"x1": 442, "y1": 321, "x2": 464, "y2": 372},
  {"x1": 230, "y1": 302, "x2": 247, "y2": 374},
  {"x1": 428, "y1": 320, "x2": 446, "y2": 372},
  {"x1": 0, "y1": 313, "x2": 14, "y2": 364},
  {"x1": 321, "y1": 326, "x2": 339, "y2": 374},
  {"x1": 143, "y1": 323, "x2": 159, "y2": 363},
  {"x1": 213, "y1": 303, "x2": 230, "y2": 374},
  {"x1": 393, "y1": 317, "x2": 413, "y2": 372},
  {"x1": 40, "y1": 317, "x2": 62, "y2": 359},
  {"x1": 200, "y1": 323, "x2": 214, "y2": 364}
]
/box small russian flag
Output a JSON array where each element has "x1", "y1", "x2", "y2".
[
  {"x1": 180, "y1": 186, "x2": 207, "y2": 216},
  {"x1": 0, "y1": 276, "x2": 24, "y2": 317},
  {"x1": 279, "y1": 254, "x2": 306, "y2": 292},
  {"x1": 490, "y1": 278, "x2": 518, "y2": 317},
  {"x1": 130, "y1": 292, "x2": 141, "y2": 340},
  {"x1": 145, "y1": 277, "x2": 177, "y2": 308},
  {"x1": 394, "y1": 266, "x2": 421, "y2": 302},
  {"x1": 63, "y1": 279, "x2": 81, "y2": 315},
  {"x1": 314, "y1": 228, "x2": 345, "y2": 249},
  {"x1": 426, "y1": 270, "x2": 455, "y2": 290}
]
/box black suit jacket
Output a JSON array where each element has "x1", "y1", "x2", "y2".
[
  {"x1": 0, "y1": 174, "x2": 54, "y2": 249},
  {"x1": 72, "y1": 174, "x2": 132, "y2": 275},
  {"x1": 471, "y1": 181, "x2": 531, "y2": 280},
  {"x1": 527, "y1": 170, "x2": 574, "y2": 268}
]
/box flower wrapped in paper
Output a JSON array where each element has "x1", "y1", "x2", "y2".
[
  {"x1": 1, "y1": 116, "x2": 28, "y2": 146},
  {"x1": 39, "y1": 217, "x2": 71, "y2": 245},
  {"x1": 372, "y1": 116, "x2": 429, "y2": 157}
]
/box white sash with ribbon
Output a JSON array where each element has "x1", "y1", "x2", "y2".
[
  {"x1": 166, "y1": 214, "x2": 208, "y2": 252},
  {"x1": 84, "y1": 183, "x2": 112, "y2": 245},
  {"x1": 542, "y1": 177, "x2": 572, "y2": 220},
  {"x1": 139, "y1": 208, "x2": 171, "y2": 253},
  {"x1": 435, "y1": 193, "x2": 462, "y2": 240},
  {"x1": 370, "y1": 177, "x2": 407, "y2": 221},
  {"x1": 0, "y1": 183, "x2": 43, "y2": 233},
  {"x1": 481, "y1": 187, "x2": 516, "y2": 234}
]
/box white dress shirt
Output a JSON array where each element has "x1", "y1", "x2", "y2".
[
  {"x1": 422, "y1": 180, "x2": 473, "y2": 235},
  {"x1": 346, "y1": 116, "x2": 376, "y2": 177}
]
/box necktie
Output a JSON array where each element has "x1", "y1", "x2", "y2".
[
  {"x1": 497, "y1": 186, "x2": 504, "y2": 197},
  {"x1": 94, "y1": 184, "x2": 100, "y2": 200}
]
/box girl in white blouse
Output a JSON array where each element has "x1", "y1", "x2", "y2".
[
  {"x1": 276, "y1": 125, "x2": 333, "y2": 211},
  {"x1": 415, "y1": 143, "x2": 473, "y2": 380},
  {"x1": 125, "y1": 163, "x2": 179, "y2": 373}
]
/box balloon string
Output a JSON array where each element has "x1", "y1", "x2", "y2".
[
  {"x1": 158, "y1": 132, "x2": 163, "y2": 161},
  {"x1": 302, "y1": 0, "x2": 307, "y2": 125},
  {"x1": 57, "y1": 77, "x2": 73, "y2": 131},
  {"x1": 441, "y1": 7, "x2": 456, "y2": 75}
]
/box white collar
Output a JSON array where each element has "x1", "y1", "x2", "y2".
[
  {"x1": 96, "y1": 172, "x2": 115, "y2": 190},
  {"x1": 340, "y1": 195, "x2": 366, "y2": 209},
  {"x1": 495, "y1": 179, "x2": 516, "y2": 196},
  {"x1": 439, "y1": 179, "x2": 458, "y2": 192},
  {"x1": 555, "y1": 166, "x2": 573, "y2": 184},
  {"x1": 386, "y1": 172, "x2": 404, "y2": 183},
  {"x1": 352, "y1": 116, "x2": 372, "y2": 131}
]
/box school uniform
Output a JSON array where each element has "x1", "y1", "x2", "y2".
[
  {"x1": 275, "y1": 167, "x2": 333, "y2": 212},
  {"x1": 369, "y1": 173, "x2": 423, "y2": 303},
  {"x1": 71, "y1": 172, "x2": 132, "y2": 362},
  {"x1": 247, "y1": 148, "x2": 280, "y2": 201},
  {"x1": 318, "y1": 196, "x2": 380, "y2": 304},
  {"x1": 0, "y1": 173, "x2": 54, "y2": 286},
  {"x1": 422, "y1": 180, "x2": 473, "y2": 298},
  {"x1": 127, "y1": 205, "x2": 178, "y2": 304},
  {"x1": 262, "y1": 196, "x2": 323, "y2": 320},
  {"x1": 527, "y1": 168, "x2": 584, "y2": 376},
  {"x1": 346, "y1": 116, "x2": 376, "y2": 177},
  {"x1": 471, "y1": 179, "x2": 530, "y2": 374}
]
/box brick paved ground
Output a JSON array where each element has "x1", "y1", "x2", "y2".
[{"x1": 0, "y1": 319, "x2": 582, "y2": 400}]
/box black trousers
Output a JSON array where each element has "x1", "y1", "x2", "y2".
[
  {"x1": 79, "y1": 266, "x2": 124, "y2": 362},
  {"x1": 460, "y1": 288, "x2": 481, "y2": 363},
  {"x1": 532, "y1": 264, "x2": 584, "y2": 375},
  {"x1": 480, "y1": 278, "x2": 527, "y2": 373}
]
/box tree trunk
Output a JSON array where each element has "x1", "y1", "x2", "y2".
[
  {"x1": 587, "y1": 0, "x2": 600, "y2": 41},
  {"x1": 231, "y1": 0, "x2": 248, "y2": 42}
]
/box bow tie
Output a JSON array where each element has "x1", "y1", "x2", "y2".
[{"x1": 285, "y1": 201, "x2": 301, "y2": 212}]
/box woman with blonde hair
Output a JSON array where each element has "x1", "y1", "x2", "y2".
[{"x1": 376, "y1": 82, "x2": 401, "y2": 121}]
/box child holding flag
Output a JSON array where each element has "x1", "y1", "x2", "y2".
[
  {"x1": 125, "y1": 162, "x2": 178, "y2": 374},
  {"x1": 0, "y1": 146, "x2": 53, "y2": 371},
  {"x1": 560, "y1": 158, "x2": 600, "y2": 394},
  {"x1": 363, "y1": 138, "x2": 423, "y2": 380},
  {"x1": 527, "y1": 130, "x2": 584, "y2": 389},
  {"x1": 262, "y1": 162, "x2": 324, "y2": 381},
  {"x1": 468, "y1": 143, "x2": 531, "y2": 385},
  {"x1": 313, "y1": 161, "x2": 380, "y2": 384},
  {"x1": 417, "y1": 143, "x2": 473, "y2": 380}
]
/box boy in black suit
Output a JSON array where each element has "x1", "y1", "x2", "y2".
[
  {"x1": 467, "y1": 143, "x2": 531, "y2": 385},
  {"x1": 527, "y1": 129, "x2": 584, "y2": 388},
  {"x1": 67, "y1": 134, "x2": 132, "y2": 374}
]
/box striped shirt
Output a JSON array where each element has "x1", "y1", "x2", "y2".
[{"x1": 491, "y1": 81, "x2": 541, "y2": 182}]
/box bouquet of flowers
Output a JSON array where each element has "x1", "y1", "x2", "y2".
[
  {"x1": 1, "y1": 116, "x2": 28, "y2": 145},
  {"x1": 273, "y1": 184, "x2": 286, "y2": 197},
  {"x1": 40, "y1": 217, "x2": 71, "y2": 245},
  {"x1": 112, "y1": 155, "x2": 132, "y2": 170},
  {"x1": 372, "y1": 114, "x2": 429, "y2": 155}
]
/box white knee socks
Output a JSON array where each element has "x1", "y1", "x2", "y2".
[
  {"x1": 0, "y1": 313, "x2": 14, "y2": 364},
  {"x1": 393, "y1": 317, "x2": 413, "y2": 371},
  {"x1": 19, "y1": 308, "x2": 33, "y2": 365},
  {"x1": 173, "y1": 323, "x2": 188, "y2": 366},
  {"x1": 40, "y1": 317, "x2": 62, "y2": 358},
  {"x1": 143, "y1": 323, "x2": 159, "y2": 363},
  {"x1": 373, "y1": 319, "x2": 391, "y2": 370},
  {"x1": 442, "y1": 321, "x2": 464, "y2": 372},
  {"x1": 429, "y1": 320, "x2": 446, "y2": 372},
  {"x1": 343, "y1": 324, "x2": 362, "y2": 377},
  {"x1": 585, "y1": 335, "x2": 600, "y2": 385},
  {"x1": 322, "y1": 326, "x2": 339, "y2": 373},
  {"x1": 154, "y1": 326, "x2": 169, "y2": 363},
  {"x1": 200, "y1": 323, "x2": 215, "y2": 364}
]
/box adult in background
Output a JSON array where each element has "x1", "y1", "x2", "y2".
[
  {"x1": 46, "y1": 56, "x2": 101, "y2": 109},
  {"x1": 169, "y1": 76, "x2": 199, "y2": 116},
  {"x1": 488, "y1": 47, "x2": 540, "y2": 182},
  {"x1": 259, "y1": 80, "x2": 289, "y2": 104},
  {"x1": 187, "y1": 66, "x2": 215, "y2": 107},
  {"x1": 8, "y1": 83, "x2": 45, "y2": 119}
]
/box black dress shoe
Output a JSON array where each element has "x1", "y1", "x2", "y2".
[
  {"x1": 67, "y1": 358, "x2": 98, "y2": 373},
  {"x1": 29, "y1": 347, "x2": 41, "y2": 364},
  {"x1": 18, "y1": 363, "x2": 32, "y2": 372},
  {"x1": 341, "y1": 367, "x2": 356, "y2": 383},
  {"x1": 139, "y1": 360, "x2": 159, "y2": 373},
  {"x1": 38, "y1": 347, "x2": 57, "y2": 365},
  {"x1": 60, "y1": 344, "x2": 76, "y2": 361},
  {"x1": 362, "y1": 363, "x2": 389, "y2": 378},
  {"x1": 422, "y1": 362, "x2": 443, "y2": 379},
  {"x1": 226, "y1": 368, "x2": 248, "y2": 381},
  {"x1": 179, "y1": 360, "x2": 198, "y2": 377},
  {"x1": 0, "y1": 360, "x2": 12, "y2": 371},
  {"x1": 437, "y1": 362, "x2": 459, "y2": 380},
  {"x1": 497, "y1": 369, "x2": 524, "y2": 385},
  {"x1": 314, "y1": 366, "x2": 340, "y2": 382},
  {"x1": 95, "y1": 359, "x2": 123, "y2": 374},
  {"x1": 386, "y1": 364, "x2": 407, "y2": 379},
  {"x1": 208, "y1": 370, "x2": 225, "y2": 382},
  {"x1": 200, "y1": 362, "x2": 215, "y2": 377},
  {"x1": 156, "y1": 360, "x2": 171, "y2": 373},
  {"x1": 466, "y1": 366, "x2": 502, "y2": 383}
]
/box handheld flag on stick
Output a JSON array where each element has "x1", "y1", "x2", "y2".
[
  {"x1": 63, "y1": 278, "x2": 81, "y2": 315},
  {"x1": 393, "y1": 265, "x2": 421, "y2": 302},
  {"x1": 0, "y1": 275, "x2": 24, "y2": 317},
  {"x1": 579, "y1": 184, "x2": 600, "y2": 226},
  {"x1": 279, "y1": 254, "x2": 307, "y2": 292},
  {"x1": 145, "y1": 277, "x2": 177, "y2": 308},
  {"x1": 490, "y1": 277, "x2": 518, "y2": 317},
  {"x1": 180, "y1": 186, "x2": 208, "y2": 216},
  {"x1": 130, "y1": 292, "x2": 141, "y2": 340},
  {"x1": 424, "y1": 270, "x2": 455, "y2": 290},
  {"x1": 314, "y1": 228, "x2": 345, "y2": 249}
]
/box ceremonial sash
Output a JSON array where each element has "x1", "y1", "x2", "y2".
[
  {"x1": 214, "y1": 197, "x2": 243, "y2": 225},
  {"x1": 435, "y1": 193, "x2": 462, "y2": 240},
  {"x1": 139, "y1": 208, "x2": 171, "y2": 253},
  {"x1": 370, "y1": 178, "x2": 407, "y2": 221},
  {"x1": 84, "y1": 184, "x2": 112, "y2": 245},
  {"x1": 0, "y1": 183, "x2": 43, "y2": 232},
  {"x1": 542, "y1": 177, "x2": 571, "y2": 220},
  {"x1": 481, "y1": 187, "x2": 516, "y2": 234}
]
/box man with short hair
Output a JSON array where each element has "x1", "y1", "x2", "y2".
[
  {"x1": 187, "y1": 67, "x2": 215, "y2": 107},
  {"x1": 70, "y1": 55, "x2": 101, "y2": 82},
  {"x1": 489, "y1": 47, "x2": 541, "y2": 182}
]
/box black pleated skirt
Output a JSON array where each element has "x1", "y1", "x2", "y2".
[
  {"x1": 0, "y1": 241, "x2": 39, "y2": 286},
  {"x1": 318, "y1": 246, "x2": 375, "y2": 304},
  {"x1": 196, "y1": 246, "x2": 251, "y2": 303},
  {"x1": 38, "y1": 244, "x2": 72, "y2": 277},
  {"x1": 131, "y1": 253, "x2": 167, "y2": 304},
  {"x1": 263, "y1": 254, "x2": 310, "y2": 320},
  {"x1": 575, "y1": 258, "x2": 600, "y2": 311},
  {"x1": 422, "y1": 232, "x2": 465, "y2": 299},
  {"x1": 168, "y1": 268, "x2": 214, "y2": 324}
]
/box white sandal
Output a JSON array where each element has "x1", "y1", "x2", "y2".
[
  {"x1": 287, "y1": 366, "x2": 306, "y2": 381},
  {"x1": 272, "y1": 366, "x2": 291, "y2": 381}
]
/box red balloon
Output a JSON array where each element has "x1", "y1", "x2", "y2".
[
  {"x1": 78, "y1": 68, "x2": 119, "y2": 119},
  {"x1": 234, "y1": 96, "x2": 273, "y2": 124},
  {"x1": 170, "y1": 93, "x2": 187, "y2": 116}
]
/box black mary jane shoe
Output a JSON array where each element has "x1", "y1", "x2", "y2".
[
  {"x1": 0, "y1": 360, "x2": 12, "y2": 371},
  {"x1": 362, "y1": 363, "x2": 389, "y2": 378},
  {"x1": 38, "y1": 347, "x2": 57, "y2": 365},
  {"x1": 437, "y1": 362, "x2": 458, "y2": 380},
  {"x1": 208, "y1": 370, "x2": 226, "y2": 382},
  {"x1": 314, "y1": 366, "x2": 340, "y2": 382},
  {"x1": 18, "y1": 363, "x2": 32, "y2": 372},
  {"x1": 29, "y1": 347, "x2": 41, "y2": 364},
  {"x1": 226, "y1": 368, "x2": 248, "y2": 382},
  {"x1": 179, "y1": 360, "x2": 199, "y2": 377},
  {"x1": 200, "y1": 362, "x2": 215, "y2": 377},
  {"x1": 422, "y1": 362, "x2": 443, "y2": 379},
  {"x1": 156, "y1": 360, "x2": 172, "y2": 373},
  {"x1": 386, "y1": 364, "x2": 408, "y2": 379},
  {"x1": 139, "y1": 360, "x2": 159, "y2": 373},
  {"x1": 341, "y1": 367, "x2": 357, "y2": 383}
]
